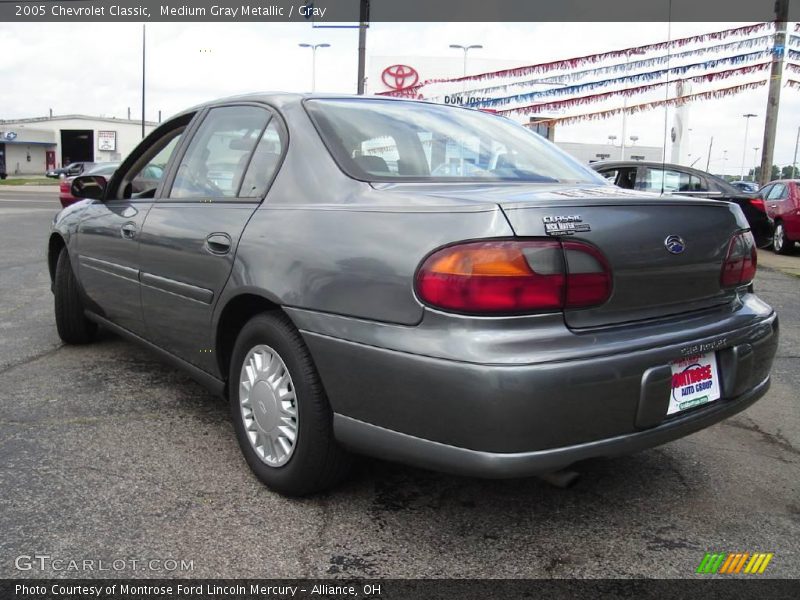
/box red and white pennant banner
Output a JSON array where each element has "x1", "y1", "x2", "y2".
[{"x1": 527, "y1": 80, "x2": 768, "y2": 126}]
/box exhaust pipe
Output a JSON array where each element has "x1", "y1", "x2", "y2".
[{"x1": 537, "y1": 469, "x2": 580, "y2": 489}]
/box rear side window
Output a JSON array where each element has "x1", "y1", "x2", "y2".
[
  {"x1": 767, "y1": 183, "x2": 788, "y2": 200},
  {"x1": 239, "y1": 119, "x2": 286, "y2": 198},
  {"x1": 170, "y1": 106, "x2": 271, "y2": 199}
]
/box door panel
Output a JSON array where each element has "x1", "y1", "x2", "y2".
[
  {"x1": 77, "y1": 200, "x2": 150, "y2": 333},
  {"x1": 138, "y1": 105, "x2": 285, "y2": 374}
]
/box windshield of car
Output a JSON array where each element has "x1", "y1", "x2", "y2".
[{"x1": 305, "y1": 99, "x2": 603, "y2": 184}]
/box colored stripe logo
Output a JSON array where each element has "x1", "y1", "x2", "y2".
[{"x1": 696, "y1": 552, "x2": 774, "y2": 574}]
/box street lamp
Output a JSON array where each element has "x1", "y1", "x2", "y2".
[
  {"x1": 740, "y1": 113, "x2": 757, "y2": 181},
  {"x1": 722, "y1": 150, "x2": 728, "y2": 175},
  {"x1": 449, "y1": 44, "x2": 483, "y2": 100},
  {"x1": 298, "y1": 43, "x2": 330, "y2": 92},
  {"x1": 629, "y1": 135, "x2": 639, "y2": 146},
  {"x1": 620, "y1": 49, "x2": 646, "y2": 160},
  {"x1": 608, "y1": 135, "x2": 617, "y2": 145}
]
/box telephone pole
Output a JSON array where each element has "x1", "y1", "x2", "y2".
[
  {"x1": 759, "y1": 0, "x2": 788, "y2": 186},
  {"x1": 356, "y1": 0, "x2": 370, "y2": 94}
]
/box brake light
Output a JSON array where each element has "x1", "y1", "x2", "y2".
[
  {"x1": 59, "y1": 179, "x2": 70, "y2": 193},
  {"x1": 748, "y1": 197, "x2": 765, "y2": 212},
  {"x1": 721, "y1": 231, "x2": 757, "y2": 288},
  {"x1": 415, "y1": 240, "x2": 612, "y2": 314}
]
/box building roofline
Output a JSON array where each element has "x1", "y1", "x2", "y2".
[{"x1": 0, "y1": 115, "x2": 160, "y2": 127}]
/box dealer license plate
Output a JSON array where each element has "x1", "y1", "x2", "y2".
[{"x1": 667, "y1": 352, "x2": 721, "y2": 415}]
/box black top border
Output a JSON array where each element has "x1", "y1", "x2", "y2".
[{"x1": 0, "y1": 0, "x2": 798, "y2": 23}]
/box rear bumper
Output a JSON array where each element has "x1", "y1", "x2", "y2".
[
  {"x1": 292, "y1": 295, "x2": 778, "y2": 476},
  {"x1": 333, "y1": 375, "x2": 770, "y2": 478}
]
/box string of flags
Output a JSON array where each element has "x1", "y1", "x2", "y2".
[
  {"x1": 495, "y1": 64, "x2": 770, "y2": 116},
  {"x1": 464, "y1": 54, "x2": 771, "y2": 109},
  {"x1": 424, "y1": 35, "x2": 774, "y2": 101},
  {"x1": 525, "y1": 81, "x2": 768, "y2": 126},
  {"x1": 379, "y1": 22, "x2": 773, "y2": 97}
]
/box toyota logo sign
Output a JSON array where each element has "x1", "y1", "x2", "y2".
[{"x1": 381, "y1": 64, "x2": 419, "y2": 91}]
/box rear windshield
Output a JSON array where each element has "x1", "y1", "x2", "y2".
[{"x1": 305, "y1": 99, "x2": 602, "y2": 184}]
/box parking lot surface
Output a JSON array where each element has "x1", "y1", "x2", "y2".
[{"x1": 1, "y1": 189, "x2": 798, "y2": 578}]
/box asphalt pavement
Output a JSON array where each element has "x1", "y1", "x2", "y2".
[{"x1": 0, "y1": 188, "x2": 798, "y2": 579}]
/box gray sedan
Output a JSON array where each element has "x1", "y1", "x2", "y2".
[{"x1": 49, "y1": 94, "x2": 778, "y2": 495}]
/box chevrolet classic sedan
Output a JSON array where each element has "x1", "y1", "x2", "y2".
[{"x1": 49, "y1": 94, "x2": 778, "y2": 495}]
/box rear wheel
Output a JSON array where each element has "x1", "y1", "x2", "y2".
[
  {"x1": 229, "y1": 312, "x2": 351, "y2": 496},
  {"x1": 773, "y1": 222, "x2": 794, "y2": 255},
  {"x1": 54, "y1": 249, "x2": 97, "y2": 344}
]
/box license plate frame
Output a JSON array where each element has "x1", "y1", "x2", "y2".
[{"x1": 667, "y1": 352, "x2": 721, "y2": 415}]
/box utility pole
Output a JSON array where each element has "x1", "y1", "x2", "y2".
[
  {"x1": 759, "y1": 0, "x2": 788, "y2": 186},
  {"x1": 356, "y1": 0, "x2": 369, "y2": 94},
  {"x1": 141, "y1": 24, "x2": 146, "y2": 139}
]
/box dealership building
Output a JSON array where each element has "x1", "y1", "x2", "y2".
[{"x1": 0, "y1": 115, "x2": 158, "y2": 176}]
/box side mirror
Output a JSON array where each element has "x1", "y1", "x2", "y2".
[{"x1": 71, "y1": 175, "x2": 107, "y2": 200}]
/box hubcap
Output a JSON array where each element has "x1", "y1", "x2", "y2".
[
  {"x1": 239, "y1": 344, "x2": 298, "y2": 467},
  {"x1": 774, "y1": 225, "x2": 784, "y2": 251}
]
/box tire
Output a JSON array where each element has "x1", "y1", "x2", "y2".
[
  {"x1": 229, "y1": 311, "x2": 351, "y2": 496},
  {"x1": 773, "y1": 222, "x2": 794, "y2": 255},
  {"x1": 54, "y1": 249, "x2": 97, "y2": 344}
]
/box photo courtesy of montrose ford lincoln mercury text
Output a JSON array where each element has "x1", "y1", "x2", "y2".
[{"x1": 48, "y1": 94, "x2": 778, "y2": 495}]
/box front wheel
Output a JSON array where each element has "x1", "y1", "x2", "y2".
[
  {"x1": 54, "y1": 249, "x2": 97, "y2": 344},
  {"x1": 773, "y1": 222, "x2": 794, "y2": 255},
  {"x1": 229, "y1": 312, "x2": 351, "y2": 496}
]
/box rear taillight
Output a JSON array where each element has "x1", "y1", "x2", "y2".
[
  {"x1": 748, "y1": 198, "x2": 766, "y2": 212},
  {"x1": 721, "y1": 231, "x2": 757, "y2": 288},
  {"x1": 59, "y1": 179, "x2": 70, "y2": 193},
  {"x1": 415, "y1": 239, "x2": 612, "y2": 314}
]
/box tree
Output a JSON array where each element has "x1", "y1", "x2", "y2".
[
  {"x1": 781, "y1": 165, "x2": 798, "y2": 179},
  {"x1": 748, "y1": 165, "x2": 781, "y2": 181}
]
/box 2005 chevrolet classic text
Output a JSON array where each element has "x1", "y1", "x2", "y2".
[{"x1": 48, "y1": 95, "x2": 778, "y2": 495}]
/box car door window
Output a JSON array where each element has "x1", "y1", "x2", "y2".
[
  {"x1": 239, "y1": 119, "x2": 286, "y2": 198},
  {"x1": 767, "y1": 183, "x2": 788, "y2": 200},
  {"x1": 639, "y1": 168, "x2": 701, "y2": 193},
  {"x1": 170, "y1": 106, "x2": 271, "y2": 199},
  {"x1": 113, "y1": 123, "x2": 186, "y2": 200}
]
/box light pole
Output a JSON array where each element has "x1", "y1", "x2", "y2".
[
  {"x1": 298, "y1": 43, "x2": 330, "y2": 92},
  {"x1": 620, "y1": 49, "x2": 646, "y2": 160},
  {"x1": 722, "y1": 149, "x2": 728, "y2": 175},
  {"x1": 629, "y1": 135, "x2": 638, "y2": 146},
  {"x1": 608, "y1": 135, "x2": 617, "y2": 146},
  {"x1": 740, "y1": 113, "x2": 757, "y2": 181},
  {"x1": 792, "y1": 126, "x2": 799, "y2": 179},
  {"x1": 449, "y1": 44, "x2": 483, "y2": 100}
]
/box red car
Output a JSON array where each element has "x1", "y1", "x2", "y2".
[{"x1": 761, "y1": 179, "x2": 800, "y2": 254}]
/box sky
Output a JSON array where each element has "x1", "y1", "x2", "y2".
[{"x1": 0, "y1": 20, "x2": 798, "y2": 175}]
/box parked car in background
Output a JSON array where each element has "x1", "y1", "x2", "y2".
[
  {"x1": 592, "y1": 161, "x2": 774, "y2": 248},
  {"x1": 759, "y1": 179, "x2": 800, "y2": 254},
  {"x1": 730, "y1": 180, "x2": 759, "y2": 194},
  {"x1": 49, "y1": 95, "x2": 778, "y2": 495},
  {"x1": 59, "y1": 162, "x2": 163, "y2": 208},
  {"x1": 47, "y1": 161, "x2": 95, "y2": 178}
]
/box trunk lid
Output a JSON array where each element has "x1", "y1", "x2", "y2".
[{"x1": 497, "y1": 185, "x2": 748, "y2": 328}]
